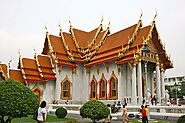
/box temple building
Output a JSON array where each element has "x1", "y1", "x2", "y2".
[{"x1": 0, "y1": 16, "x2": 173, "y2": 105}]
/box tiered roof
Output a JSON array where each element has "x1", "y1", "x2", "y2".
[
  {"x1": 42, "y1": 18, "x2": 173, "y2": 69},
  {"x1": 0, "y1": 55, "x2": 56, "y2": 84}
]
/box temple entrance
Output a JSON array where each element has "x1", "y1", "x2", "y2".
[
  {"x1": 34, "y1": 89, "x2": 41, "y2": 104},
  {"x1": 31, "y1": 83, "x2": 42, "y2": 104}
]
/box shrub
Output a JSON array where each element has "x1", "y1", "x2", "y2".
[
  {"x1": 177, "y1": 115, "x2": 185, "y2": 123},
  {"x1": 80, "y1": 100, "x2": 110, "y2": 123},
  {"x1": 55, "y1": 107, "x2": 67, "y2": 118},
  {"x1": 0, "y1": 79, "x2": 39, "y2": 123}
]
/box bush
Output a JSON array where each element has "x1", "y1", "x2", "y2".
[
  {"x1": 0, "y1": 79, "x2": 39, "y2": 123},
  {"x1": 80, "y1": 100, "x2": 110, "y2": 122},
  {"x1": 177, "y1": 115, "x2": 185, "y2": 123},
  {"x1": 55, "y1": 107, "x2": 67, "y2": 118}
]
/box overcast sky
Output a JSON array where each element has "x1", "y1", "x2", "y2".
[{"x1": 0, "y1": 0, "x2": 184, "y2": 77}]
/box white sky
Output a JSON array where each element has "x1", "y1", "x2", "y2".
[{"x1": 0, "y1": 0, "x2": 185, "y2": 76}]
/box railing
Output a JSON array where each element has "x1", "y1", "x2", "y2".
[{"x1": 47, "y1": 104, "x2": 185, "y2": 115}]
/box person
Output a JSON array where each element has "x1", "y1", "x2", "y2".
[
  {"x1": 65, "y1": 100, "x2": 69, "y2": 105},
  {"x1": 141, "y1": 105, "x2": 147, "y2": 123},
  {"x1": 37, "y1": 101, "x2": 47, "y2": 123},
  {"x1": 156, "y1": 102, "x2": 160, "y2": 113},
  {"x1": 124, "y1": 99, "x2": 127, "y2": 106},
  {"x1": 112, "y1": 101, "x2": 117, "y2": 113},
  {"x1": 53, "y1": 100, "x2": 58, "y2": 104},
  {"x1": 166, "y1": 100, "x2": 171, "y2": 106},
  {"x1": 122, "y1": 104, "x2": 128, "y2": 123},
  {"x1": 104, "y1": 104, "x2": 111, "y2": 123},
  {"x1": 116, "y1": 101, "x2": 122, "y2": 112},
  {"x1": 144, "y1": 105, "x2": 149, "y2": 123}
]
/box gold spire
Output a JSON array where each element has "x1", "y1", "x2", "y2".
[
  {"x1": 108, "y1": 18, "x2": 111, "y2": 28},
  {"x1": 45, "y1": 26, "x2": 49, "y2": 35},
  {"x1": 139, "y1": 9, "x2": 143, "y2": 20},
  {"x1": 153, "y1": 9, "x2": 158, "y2": 22},
  {"x1": 69, "y1": 16, "x2": 72, "y2": 28},
  {"x1": 101, "y1": 16, "x2": 104, "y2": 24},
  {"x1": 33, "y1": 48, "x2": 36, "y2": 59},
  {"x1": 18, "y1": 49, "x2": 21, "y2": 59},
  {"x1": 8, "y1": 56, "x2": 12, "y2": 68}
]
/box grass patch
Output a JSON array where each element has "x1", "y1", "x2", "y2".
[{"x1": 12, "y1": 115, "x2": 76, "y2": 123}]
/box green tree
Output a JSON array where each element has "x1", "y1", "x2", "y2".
[
  {"x1": 179, "y1": 82, "x2": 185, "y2": 98},
  {"x1": 80, "y1": 100, "x2": 110, "y2": 123},
  {"x1": 0, "y1": 79, "x2": 39, "y2": 123}
]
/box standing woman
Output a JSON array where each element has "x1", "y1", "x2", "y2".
[
  {"x1": 37, "y1": 101, "x2": 47, "y2": 123},
  {"x1": 122, "y1": 104, "x2": 128, "y2": 123}
]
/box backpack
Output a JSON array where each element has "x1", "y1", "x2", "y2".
[{"x1": 33, "y1": 109, "x2": 38, "y2": 120}]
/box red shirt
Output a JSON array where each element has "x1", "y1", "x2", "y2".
[{"x1": 142, "y1": 108, "x2": 147, "y2": 116}]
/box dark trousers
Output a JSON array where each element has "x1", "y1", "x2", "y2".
[{"x1": 142, "y1": 116, "x2": 148, "y2": 123}]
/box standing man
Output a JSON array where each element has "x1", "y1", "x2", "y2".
[{"x1": 141, "y1": 105, "x2": 147, "y2": 123}]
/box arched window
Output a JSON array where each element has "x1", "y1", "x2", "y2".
[
  {"x1": 99, "y1": 80, "x2": 107, "y2": 99},
  {"x1": 99, "y1": 74, "x2": 107, "y2": 100},
  {"x1": 61, "y1": 76, "x2": 71, "y2": 100},
  {"x1": 90, "y1": 80, "x2": 97, "y2": 100},
  {"x1": 109, "y1": 72, "x2": 118, "y2": 100}
]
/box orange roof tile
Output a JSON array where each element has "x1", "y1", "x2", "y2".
[
  {"x1": 49, "y1": 35, "x2": 66, "y2": 54},
  {"x1": 132, "y1": 26, "x2": 151, "y2": 47},
  {"x1": 72, "y1": 27, "x2": 99, "y2": 48},
  {"x1": 39, "y1": 67, "x2": 55, "y2": 74},
  {"x1": 22, "y1": 58, "x2": 38, "y2": 69},
  {"x1": 9, "y1": 69, "x2": 25, "y2": 84},
  {"x1": 97, "y1": 24, "x2": 137, "y2": 53},
  {"x1": 57, "y1": 60, "x2": 77, "y2": 67},
  {"x1": 24, "y1": 75, "x2": 47, "y2": 83},
  {"x1": 37, "y1": 55, "x2": 53, "y2": 68},
  {"x1": 41, "y1": 74, "x2": 56, "y2": 80},
  {"x1": 63, "y1": 32, "x2": 78, "y2": 51},
  {"x1": 0, "y1": 64, "x2": 8, "y2": 79},
  {"x1": 23, "y1": 69, "x2": 40, "y2": 76},
  {"x1": 85, "y1": 54, "x2": 119, "y2": 67}
]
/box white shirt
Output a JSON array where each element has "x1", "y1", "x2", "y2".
[{"x1": 37, "y1": 107, "x2": 47, "y2": 121}]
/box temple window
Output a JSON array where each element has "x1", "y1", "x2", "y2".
[
  {"x1": 99, "y1": 79, "x2": 107, "y2": 100},
  {"x1": 61, "y1": 77, "x2": 71, "y2": 100},
  {"x1": 109, "y1": 76, "x2": 118, "y2": 100},
  {"x1": 90, "y1": 80, "x2": 97, "y2": 100}
]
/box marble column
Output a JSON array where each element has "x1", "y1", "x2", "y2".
[
  {"x1": 156, "y1": 63, "x2": 161, "y2": 103},
  {"x1": 161, "y1": 69, "x2": 165, "y2": 100},
  {"x1": 151, "y1": 73, "x2": 154, "y2": 97},
  {"x1": 97, "y1": 82, "x2": 100, "y2": 100},
  {"x1": 137, "y1": 60, "x2": 143, "y2": 104},
  {"x1": 132, "y1": 63, "x2": 137, "y2": 105}
]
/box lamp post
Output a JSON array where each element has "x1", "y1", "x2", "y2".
[{"x1": 174, "y1": 82, "x2": 178, "y2": 105}]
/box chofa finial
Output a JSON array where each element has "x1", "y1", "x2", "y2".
[
  {"x1": 139, "y1": 9, "x2": 143, "y2": 20},
  {"x1": 153, "y1": 9, "x2": 158, "y2": 22}
]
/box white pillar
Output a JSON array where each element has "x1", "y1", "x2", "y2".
[
  {"x1": 132, "y1": 63, "x2": 137, "y2": 105},
  {"x1": 97, "y1": 82, "x2": 100, "y2": 100},
  {"x1": 107, "y1": 80, "x2": 109, "y2": 100},
  {"x1": 151, "y1": 73, "x2": 154, "y2": 97},
  {"x1": 137, "y1": 60, "x2": 143, "y2": 104},
  {"x1": 156, "y1": 63, "x2": 161, "y2": 103},
  {"x1": 161, "y1": 69, "x2": 165, "y2": 100}
]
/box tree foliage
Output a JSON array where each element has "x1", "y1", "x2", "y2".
[
  {"x1": 0, "y1": 79, "x2": 39, "y2": 123},
  {"x1": 179, "y1": 82, "x2": 185, "y2": 98},
  {"x1": 80, "y1": 100, "x2": 110, "y2": 122}
]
